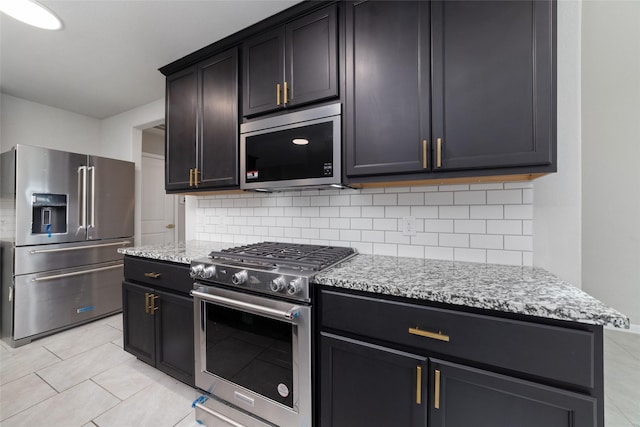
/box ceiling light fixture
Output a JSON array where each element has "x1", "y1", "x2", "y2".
[
  {"x1": 292, "y1": 138, "x2": 309, "y2": 146},
  {"x1": 0, "y1": 0, "x2": 63, "y2": 30}
]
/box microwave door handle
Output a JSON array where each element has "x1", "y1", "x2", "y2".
[{"x1": 191, "y1": 290, "x2": 301, "y2": 322}]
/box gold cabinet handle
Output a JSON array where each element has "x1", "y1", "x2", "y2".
[
  {"x1": 422, "y1": 140, "x2": 428, "y2": 169},
  {"x1": 144, "y1": 292, "x2": 150, "y2": 314},
  {"x1": 165, "y1": 224, "x2": 175, "y2": 229},
  {"x1": 189, "y1": 168, "x2": 194, "y2": 187},
  {"x1": 284, "y1": 81, "x2": 288, "y2": 105},
  {"x1": 194, "y1": 167, "x2": 200, "y2": 187},
  {"x1": 150, "y1": 294, "x2": 159, "y2": 315},
  {"x1": 434, "y1": 369, "x2": 441, "y2": 409},
  {"x1": 416, "y1": 366, "x2": 423, "y2": 404},
  {"x1": 436, "y1": 138, "x2": 443, "y2": 168},
  {"x1": 144, "y1": 272, "x2": 161, "y2": 279},
  {"x1": 276, "y1": 83, "x2": 281, "y2": 106},
  {"x1": 408, "y1": 327, "x2": 450, "y2": 342}
]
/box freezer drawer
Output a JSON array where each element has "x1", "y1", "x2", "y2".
[
  {"x1": 14, "y1": 238, "x2": 132, "y2": 275},
  {"x1": 12, "y1": 261, "x2": 124, "y2": 341}
]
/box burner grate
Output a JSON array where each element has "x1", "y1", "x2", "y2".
[{"x1": 209, "y1": 242, "x2": 355, "y2": 271}]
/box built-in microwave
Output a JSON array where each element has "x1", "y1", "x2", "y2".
[{"x1": 240, "y1": 103, "x2": 342, "y2": 191}]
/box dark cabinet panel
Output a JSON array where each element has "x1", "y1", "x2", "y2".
[
  {"x1": 243, "y1": 28, "x2": 284, "y2": 117},
  {"x1": 122, "y1": 257, "x2": 195, "y2": 386},
  {"x1": 345, "y1": 0, "x2": 556, "y2": 181},
  {"x1": 429, "y1": 359, "x2": 598, "y2": 427},
  {"x1": 345, "y1": 0, "x2": 430, "y2": 176},
  {"x1": 243, "y1": 4, "x2": 338, "y2": 117},
  {"x1": 165, "y1": 67, "x2": 197, "y2": 191},
  {"x1": 431, "y1": 0, "x2": 554, "y2": 171},
  {"x1": 165, "y1": 47, "x2": 239, "y2": 192},
  {"x1": 199, "y1": 50, "x2": 239, "y2": 188},
  {"x1": 154, "y1": 289, "x2": 195, "y2": 386},
  {"x1": 122, "y1": 281, "x2": 155, "y2": 366},
  {"x1": 320, "y1": 333, "x2": 428, "y2": 427}
]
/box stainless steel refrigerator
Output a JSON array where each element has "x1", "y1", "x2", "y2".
[{"x1": 1, "y1": 144, "x2": 134, "y2": 347}]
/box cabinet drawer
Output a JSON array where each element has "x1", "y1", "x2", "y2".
[
  {"x1": 320, "y1": 289, "x2": 595, "y2": 389},
  {"x1": 124, "y1": 257, "x2": 191, "y2": 294}
]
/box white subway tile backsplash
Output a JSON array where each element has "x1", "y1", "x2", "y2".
[
  {"x1": 195, "y1": 182, "x2": 534, "y2": 266},
  {"x1": 455, "y1": 248, "x2": 487, "y2": 263},
  {"x1": 454, "y1": 220, "x2": 486, "y2": 234},
  {"x1": 454, "y1": 191, "x2": 486, "y2": 205}
]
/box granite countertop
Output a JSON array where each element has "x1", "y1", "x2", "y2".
[
  {"x1": 314, "y1": 254, "x2": 630, "y2": 329},
  {"x1": 118, "y1": 240, "x2": 233, "y2": 264},
  {"x1": 119, "y1": 242, "x2": 630, "y2": 328}
]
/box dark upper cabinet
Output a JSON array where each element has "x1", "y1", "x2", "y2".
[
  {"x1": 345, "y1": 0, "x2": 431, "y2": 176},
  {"x1": 320, "y1": 333, "x2": 428, "y2": 427},
  {"x1": 430, "y1": 0, "x2": 554, "y2": 171},
  {"x1": 429, "y1": 359, "x2": 598, "y2": 427},
  {"x1": 345, "y1": 0, "x2": 555, "y2": 179},
  {"x1": 243, "y1": 4, "x2": 338, "y2": 117},
  {"x1": 165, "y1": 47, "x2": 238, "y2": 192}
]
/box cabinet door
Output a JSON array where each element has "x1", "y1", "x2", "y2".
[
  {"x1": 243, "y1": 27, "x2": 285, "y2": 117},
  {"x1": 154, "y1": 289, "x2": 195, "y2": 386},
  {"x1": 320, "y1": 333, "x2": 428, "y2": 427},
  {"x1": 429, "y1": 359, "x2": 598, "y2": 427},
  {"x1": 122, "y1": 281, "x2": 155, "y2": 366},
  {"x1": 345, "y1": 0, "x2": 431, "y2": 177},
  {"x1": 166, "y1": 66, "x2": 198, "y2": 191},
  {"x1": 431, "y1": 0, "x2": 554, "y2": 171},
  {"x1": 198, "y1": 47, "x2": 239, "y2": 189},
  {"x1": 285, "y1": 4, "x2": 338, "y2": 107}
]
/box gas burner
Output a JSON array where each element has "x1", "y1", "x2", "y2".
[{"x1": 191, "y1": 242, "x2": 356, "y2": 302}]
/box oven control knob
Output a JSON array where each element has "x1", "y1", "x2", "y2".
[
  {"x1": 287, "y1": 278, "x2": 303, "y2": 295},
  {"x1": 201, "y1": 266, "x2": 216, "y2": 279},
  {"x1": 270, "y1": 276, "x2": 286, "y2": 292},
  {"x1": 190, "y1": 264, "x2": 204, "y2": 279},
  {"x1": 232, "y1": 270, "x2": 248, "y2": 285}
]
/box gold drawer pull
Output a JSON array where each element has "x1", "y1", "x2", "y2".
[
  {"x1": 416, "y1": 366, "x2": 422, "y2": 404},
  {"x1": 144, "y1": 272, "x2": 161, "y2": 279},
  {"x1": 434, "y1": 369, "x2": 441, "y2": 409},
  {"x1": 408, "y1": 327, "x2": 450, "y2": 342}
]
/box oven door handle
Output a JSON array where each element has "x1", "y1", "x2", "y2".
[{"x1": 191, "y1": 290, "x2": 301, "y2": 322}]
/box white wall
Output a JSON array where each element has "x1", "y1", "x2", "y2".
[
  {"x1": 581, "y1": 0, "x2": 640, "y2": 323},
  {"x1": 0, "y1": 94, "x2": 101, "y2": 155},
  {"x1": 533, "y1": 0, "x2": 582, "y2": 287},
  {"x1": 100, "y1": 98, "x2": 165, "y2": 245}
]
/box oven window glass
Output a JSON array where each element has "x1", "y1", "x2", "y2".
[
  {"x1": 245, "y1": 121, "x2": 333, "y2": 183},
  {"x1": 205, "y1": 303, "x2": 294, "y2": 408}
]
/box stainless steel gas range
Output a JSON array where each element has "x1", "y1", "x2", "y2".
[{"x1": 190, "y1": 242, "x2": 356, "y2": 427}]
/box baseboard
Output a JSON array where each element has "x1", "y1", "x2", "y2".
[{"x1": 605, "y1": 323, "x2": 640, "y2": 334}]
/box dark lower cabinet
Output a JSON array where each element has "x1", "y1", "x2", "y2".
[
  {"x1": 429, "y1": 359, "x2": 598, "y2": 427},
  {"x1": 122, "y1": 257, "x2": 195, "y2": 386},
  {"x1": 318, "y1": 287, "x2": 604, "y2": 427},
  {"x1": 320, "y1": 332, "x2": 428, "y2": 427}
]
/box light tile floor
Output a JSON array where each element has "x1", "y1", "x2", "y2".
[{"x1": 0, "y1": 315, "x2": 638, "y2": 426}]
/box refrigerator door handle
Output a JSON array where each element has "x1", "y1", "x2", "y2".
[
  {"x1": 79, "y1": 166, "x2": 87, "y2": 228},
  {"x1": 32, "y1": 263, "x2": 123, "y2": 282},
  {"x1": 28, "y1": 241, "x2": 132, "y2": 254},
  {"x1": 89, "y1": 166, "x2": 96, "y2": 228}
]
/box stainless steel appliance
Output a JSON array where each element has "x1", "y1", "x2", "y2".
[
  {"x1": 190, "y1": 242, "x2": 356, "y2": 427},
  {"x1": 240, "y1": 103, "x2": 343, "y2": 192},
  {"x1": 1, "y1": 144, "x2": 134, "y2": 347}
]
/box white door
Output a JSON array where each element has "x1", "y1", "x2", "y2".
[{"x1": 141, "y1": 153, "x2": 175, "y2": 245}]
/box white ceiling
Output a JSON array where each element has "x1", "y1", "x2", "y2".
[{"x1": 0, "y1": 0, "x2": 300, "y2": 119}]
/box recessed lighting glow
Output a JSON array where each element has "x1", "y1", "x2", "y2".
[
  {"x1": 292, "y1": 138, "x2": 309, "y2": 146},
  {"x1": 0, "y1": 0, "x2": 63, "y2": 30}
]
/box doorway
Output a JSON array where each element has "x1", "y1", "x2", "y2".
[{"x1": 140, "y1": 125, "x2": 184, "y2": 245}]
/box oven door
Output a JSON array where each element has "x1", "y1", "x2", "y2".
[{"x1": 192, "y1": 285, "x2": 312, "y2": 427}]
